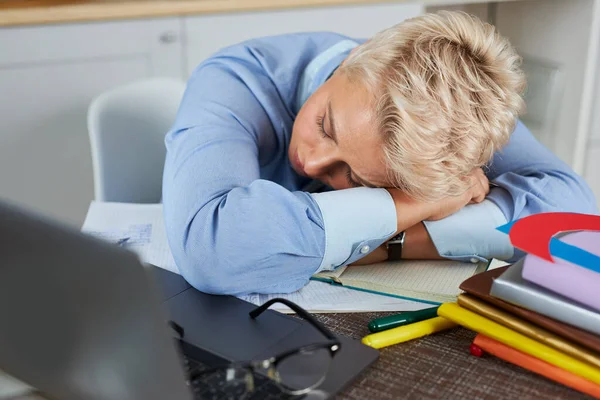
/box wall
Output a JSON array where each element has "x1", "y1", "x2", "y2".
[{"x1": 494, "y1": 0, "x2": 595, "y2": 166}]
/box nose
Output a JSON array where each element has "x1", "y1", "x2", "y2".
[{"x1": 303, "y1": 149, "x2": 338, "y2": 180}]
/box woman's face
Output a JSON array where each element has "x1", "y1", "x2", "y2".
[{"x1": 289, "y1": 72, "x2": 391, "y2": 190}]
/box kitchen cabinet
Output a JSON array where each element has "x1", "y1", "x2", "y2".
[
  {"x1": 0, "y1": 18, "x2": 183, "y2": 225},
  {"x1": 183, "y1": 2, "x2": 423, "y2": 76}
]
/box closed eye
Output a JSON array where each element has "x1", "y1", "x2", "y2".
[{"x1": 316, "y1": 115, "x2": 329, "y2": 139}]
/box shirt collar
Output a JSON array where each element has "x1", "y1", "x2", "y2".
[{"x1": 294, "y1": 39, "x2": 360, "y2": 114}]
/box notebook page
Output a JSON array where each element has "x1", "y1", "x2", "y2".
[
  {"x1": 341, "y1": 260, "x2": 485, "y2": 298},
  {"x1": 239, "y1": 280, "x2": 431, "y2": 313},
  {"x1": 313, "y1": 265, "x2": 348, "y2": 280},
  {"x1": 81, "y1": 201, "x2": 178, "y2": 273}
]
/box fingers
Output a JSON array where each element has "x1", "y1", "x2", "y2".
[{"x1": 469, "y1": 168, "x2": 488, "y2": 204}]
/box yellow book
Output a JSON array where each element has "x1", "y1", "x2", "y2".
[
  {"x1": 438, "y1": 303, "x2": 600, "y2": 385},
  {"x1": 311, "y1": 259, "x2": 489, "y2": 304},
  {"x1": 458, "y1": 294, "x2": 600, "y2": 369}
]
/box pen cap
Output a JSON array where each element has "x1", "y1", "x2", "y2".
[{"x1": 368, "y1": 307, "x2": 439, "y2": 333}]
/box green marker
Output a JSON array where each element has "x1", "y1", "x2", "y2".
[{"x1": 368, "y1": 306, "x2": 440, "y2": 333}]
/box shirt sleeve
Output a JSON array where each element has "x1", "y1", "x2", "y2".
[
  {"x1": 423, "y1": 200, "x2": 513, "y2": 263},
  {"x1": 162, "y1": 41, "x2": 396, "y2": 296},
  {"x1": 310, "y1": 188, "x2": 397, "y2": 271},
  {"x1": 425, "y1": 120, "x2": 599, "y2": 264}
]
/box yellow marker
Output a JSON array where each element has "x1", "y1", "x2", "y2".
[
  {"x1": 362, "y1": 316, "x2": 456, "y2": 349},
  {"x1": 438, "y1": 303, "x2": 600, "y2": 385}
]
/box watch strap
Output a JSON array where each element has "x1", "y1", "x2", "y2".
[{"x1": 387, "y1": 231, "x2": 405, "y2": 261}]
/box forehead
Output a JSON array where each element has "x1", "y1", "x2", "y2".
[{"x1": 329, "y1": 74, "x2": 390, "y2": 186}]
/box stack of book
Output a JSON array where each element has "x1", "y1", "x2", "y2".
[{"x1": 443, "y1": 229, "x2": 600, "y2": 398}]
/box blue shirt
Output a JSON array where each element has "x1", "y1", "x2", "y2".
[{"x1": 162, "y1": 32, "x2": 598, "y2": 295}]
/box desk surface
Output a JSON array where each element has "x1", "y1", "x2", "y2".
[{"x1": 316, "y1": 311, "x2": 593, "y2": 399}]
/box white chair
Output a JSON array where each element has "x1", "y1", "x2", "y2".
[{"x1": 87, "y1": 78, "x2": 186, "y2": 203}]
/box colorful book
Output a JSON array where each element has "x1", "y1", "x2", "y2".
[
  {"x1": 522, "y1": 231, "x2": 600, "y2": 312},
  {"x1": 312, "y1": 259, "x2": 488, "y2": 304},
  {"x1": 437, "y1": 303, "x2": 600, "y2": 385},
  {"x1": 459, "y1": 265, "x2": 600, "y2": 354},
  {"x1": 473, "y1": 334, "x2": 600, "y2": 399},
  {"x1": 458, "y1": 293, "x2": 600, "y2": 368},
  {"x1": 490, "y1": 259, "x2": 600, "y2": 335}
]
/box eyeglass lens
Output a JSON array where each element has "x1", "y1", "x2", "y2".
[{"x1": 276, "y1": 347, "x2": 332, "y2": 393}]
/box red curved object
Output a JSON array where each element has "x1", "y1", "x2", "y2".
[{"x1": 509, "y1": 213, "x2": 600, "y2": 262}]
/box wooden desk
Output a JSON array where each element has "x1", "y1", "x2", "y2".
[{"x1": 316, "y1": 311, "x2": 594, "y2": 399}]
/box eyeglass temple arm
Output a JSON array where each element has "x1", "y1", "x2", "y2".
[{"x1": 249, "y1": 298, "x2": 337, "y2": 341}]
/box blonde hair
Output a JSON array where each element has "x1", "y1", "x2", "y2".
[{"x1": 339, "y1": 11, "x2": 526, "y2": 201}]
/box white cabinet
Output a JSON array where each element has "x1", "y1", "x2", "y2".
[
  {"x1": 495, "y1": 0, "x2": 595, "y2": 167},
  {"x1": 585, "y1": 143, "x2": 600, "y2": 207},
  {"x1": 0, "y1": 18, "x2": 183, "y2": 226},
  {"x1": 183, "y1": 3, "x2": 423, "y2": 76}
]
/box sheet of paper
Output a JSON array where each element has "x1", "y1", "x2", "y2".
[
  {"x1": 488, "y1": 258, "x2": 510, "y2": 270},
  {"x1": 0, "y1": 370, "x2": 34, "y2": 399},
  {"x1": 240, "y1": 280, "x2": 431, "y2": 313},
  {"x1": 81, "y1": 201, "x2": 178, "y2": 273}
]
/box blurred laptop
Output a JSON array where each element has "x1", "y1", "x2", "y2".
[{"x1": 0, "y1": 201, "x2": 378, "y2": 400}]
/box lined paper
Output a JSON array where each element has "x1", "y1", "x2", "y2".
[
  {"x1": 81, "y1": 201, "x2": 178, "y2": 273},
  {"x1": 240, "y1": 280, "x2": 430, "y2": 313},
  {"x1": 336, "y1": 259, "x2": 487, "y2": 303}
]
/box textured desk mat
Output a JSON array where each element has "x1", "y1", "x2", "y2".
[{"x1": 314, "y1": 312, "x2": 592, "y2": 400}]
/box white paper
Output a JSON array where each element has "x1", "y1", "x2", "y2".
[
  {"x1": 488, "y1": 258, "x2": 511, "y2": 270},
  {"x1": 81, "y1": 201, "x2": 432, "y2": 313},
  {"x1": 0, "y1": 370, "x2": 34, "y2": 399},
  {"x1": 240, "y1": 280, "x2": 431, "y2": 313},
  {"x1": 81, "y1": 201, "x2": 178, "y2": 273}
]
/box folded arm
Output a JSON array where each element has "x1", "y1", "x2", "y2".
[
  {"x1": 423, "y1": 120, "x2": 599, "y2": 263},
  {"x1": 163, "y1": 47, "x2": 404, "y2": 295}
]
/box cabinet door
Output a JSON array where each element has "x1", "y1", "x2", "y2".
[
  {"x1": 0, "y1": 18, "x2": 183, "y2": 226},
  {"x1": 585, "y1": 144, "x2": 600, "y2": 208},
  {"x1": 183, "y1": 3, "x2": 423, "y2": 76}
]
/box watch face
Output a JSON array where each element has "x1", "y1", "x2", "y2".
[{"x1": 390, "y1": 232, "x2": 405, "y2": 243}]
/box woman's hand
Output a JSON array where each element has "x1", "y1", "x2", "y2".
[
  {"x1": 426, "y1": 168, "x2": 489, "y2": 221},
  {"x1": 386, "y1": 168, "x2": 490, "y2": 231}
]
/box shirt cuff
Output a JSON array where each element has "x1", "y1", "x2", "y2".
[
  {"x1": 310, "y1": 187, "x2": 397, "y2": 272},
  {"x1": 422, "y1": 199, "x2": 514, "y2": 263}
]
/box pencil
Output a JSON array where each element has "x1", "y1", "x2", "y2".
[{"x1": 474, "y1": 334, "x2": 600, "y2": 399}]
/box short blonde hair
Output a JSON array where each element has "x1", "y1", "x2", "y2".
[{"x1": 340, "y1": 11, "x2": 526, "y2": 201}]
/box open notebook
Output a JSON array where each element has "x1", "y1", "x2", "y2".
[{"x1": 312, "y1": 259, "x2": 489, "y2": 304}]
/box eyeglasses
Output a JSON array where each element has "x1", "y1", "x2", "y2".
[{"x1": 171, "y1": 298, "x2": 341, "y2": 397}]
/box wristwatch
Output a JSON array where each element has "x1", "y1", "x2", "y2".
[{"x1": 387, "y1": 231, "x2": 406, "y2": 260}]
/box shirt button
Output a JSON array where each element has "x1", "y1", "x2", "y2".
[
  {"x1": 360, "y1": 245, "x2": 370, "y2": 254},
  {"x1": 470, "y1": 257, "x2": 479, "y2": 264}
]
